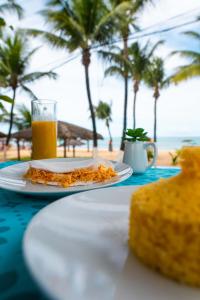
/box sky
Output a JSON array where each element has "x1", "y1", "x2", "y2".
[{"x1": 2, "y1": 0, "x2": 200, "y2": 138}]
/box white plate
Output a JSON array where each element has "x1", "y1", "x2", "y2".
[
  {"x1": 23, "y1": 186, "x2": 200, "y2": 300},
  {"x1": 0, "y1": 158, "x2": 132, "y2": 196}
]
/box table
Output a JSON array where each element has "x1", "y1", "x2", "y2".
[{"x1": 0, "y1": 161, "x2": 179, "y2": 300}]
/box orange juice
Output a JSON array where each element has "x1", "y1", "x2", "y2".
[{"x1": 32, "y1": 121, "x2": 57, "y2": 159}]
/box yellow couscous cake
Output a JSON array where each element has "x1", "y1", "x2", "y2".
[{"x1": 129, "y1": 146, "x2": 200, "y2": 286}]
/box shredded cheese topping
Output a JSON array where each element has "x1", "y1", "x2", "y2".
[{"x1": 24, "y1": 164, "x2": 117, "y2": 188}]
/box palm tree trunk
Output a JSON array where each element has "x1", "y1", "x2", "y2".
[
  {"x1": 6, "y1": 88, "x2": 16, "y2": 146},
  {"x1": 107, "y1": 123, "x2": 113, "y2": 152},
  {"x1": 154, "y1": 97, "x2": 158, "y2": 142},
  {"x1": 63, "y1": 138, "x2": 67, "y2": 158},
  {"x1": 133, "y1": 90, "x2": 138, "y2": 130},
  {"x1": 16, "y1": 139, "x2": 20, "y2": 160},
  {"x1": 120, "y1": 35, "x2": 129, "y2": 151},
  {"x1": 73, "y1": 145, "x2": 75, "y2": 158},
  {"x1": 82, "y1": 49, "x2": 98, "y2": 148}
]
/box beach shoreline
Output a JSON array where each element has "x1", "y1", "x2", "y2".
[{"x1": 0, "y1": 147, "x2": 176, "y2": 166}]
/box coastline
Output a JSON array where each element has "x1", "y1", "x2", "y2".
[{"x1": 0, "y1": 147, "x2": 176, "y2": 166}]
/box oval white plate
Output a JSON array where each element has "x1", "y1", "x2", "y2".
[
  {"x1": 23, "y1": 186, "x2": 200, "y2": 300},
  {"x1": 0, "y1": 158, "x2": 132, "y2": 196}
]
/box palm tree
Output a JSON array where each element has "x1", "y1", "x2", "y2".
[
  {"x1": 109, "y1": 0, "x2": 153, "y2": 150},
  {"x1": 15, "y1": 103, "x2": 31, "y2": 129},
  {"x1": 0, "y1": 31, "x2": 57, "y2": 146},
  {"x1": 0, "y1": 0, "x2": 23, "y2": 36},
  {"x1": 26, "y1": 0, "x2": 128, "y2": 149},
  {"x1": 171, "y1": 31, "x2": 200, "y2": 83},
  {"x1": 0, "y1": 0, "x2": 24, "y2": 110},
  {"x1": 0, "y1": 0, "x2": 24, "y2": 19},
  {"x1": 128, "y1": 40, "x2": 163, "y2": 129},
  {"x1": 2, "y1": 103, "x2": 31, "y2": 130},
  {"x1": 95, "y1": 100, "x2": 113, "y2": 152},
  {"x1": 144, "y1": 57, "x2": 168, "y2": 142}
]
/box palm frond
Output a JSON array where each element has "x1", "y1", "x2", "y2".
[
  {"x1": 104, "y1": 65, "x2": 125, "y2": 78},
  {"x1": 147, "y1": 40, "x2": 165, "y2": 58},
  {"x1": 171, "y1": 64, "x2": 200, "y2": 84},
  {"x1": 20, "y1": 85, "x2": 38, "y2": 100},
  {"x1": 24, "y1": 29, "x2": 69, "y2": 50},
  {"x1": 170, "y1": 50, "x2": 200, "y2": 61},
  {"x1": 183, "y1": 31, "x2": 200, "y2": 42},
  {"x1": 0, "y1": 1, "x2": 24, "y2": 19},
  {"x1": 0, "y1": 95, "x2": 13, "y2": 103},
  {"x1": 20, "y1": 71, "x2": 58, "y2": 84}
]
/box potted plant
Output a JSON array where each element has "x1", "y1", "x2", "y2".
[{"x1": 123, "y1": 128, "x2": 157, "y2": 173}]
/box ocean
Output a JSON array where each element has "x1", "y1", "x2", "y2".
[{"x1": 86, "y1": 136, "x2": 200, "y2": 151}]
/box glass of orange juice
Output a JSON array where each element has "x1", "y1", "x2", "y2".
[{"x1": 31, "y1": 100, "x2": 57, "y2": 160}]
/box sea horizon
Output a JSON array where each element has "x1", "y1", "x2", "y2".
[{"x1": 90, "y1": 136, "x2": 200, "y2": 151}]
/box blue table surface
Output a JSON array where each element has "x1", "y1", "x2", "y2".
[{"x1": 0, "y1": 161, "x2": 180, "y2": 300}]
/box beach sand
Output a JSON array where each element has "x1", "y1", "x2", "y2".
[{"x1": 0, "y1": 147, "x2": 176, "y2": 166}]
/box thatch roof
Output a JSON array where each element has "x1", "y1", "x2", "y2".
[
  {"x1": 0, "y1": 132, "x2": 6, "y2": 138},
  {"x1": 11, "y1": 128, "x2": 32, "y2": 140},
  {"x1": 58, "y1": 121, "x2": 103, "y2": 140},
  {"x1": 11, "y1": 121, "x2": 103, "y2": 141}
]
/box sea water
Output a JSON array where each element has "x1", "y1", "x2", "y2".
[{"x1": 91, "y1": 136, "x2": 200, "y2": 151}]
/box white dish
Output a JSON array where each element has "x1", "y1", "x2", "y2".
[
  {"x1": 23, "y1": 186, "x2": 200, "y2": 300},
  {"x1": 0, "y1": 158, "x2": 132, "y2": 196}
]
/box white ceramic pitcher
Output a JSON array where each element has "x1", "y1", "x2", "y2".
[{"x1": 123, "y1": 141, "x2": 157, "y2": 174}]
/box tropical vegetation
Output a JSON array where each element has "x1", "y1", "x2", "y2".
[
  {"x1": 0, "y1": 0, "x2": 199, "y2": 159},
  {"x1": 25, "y1": 0, "x2": 127, "y2": 148},
  {"x1": 171, "y1": 31, "x2": 200, "y2": 84},
  {"x1": 128, "y1": 40, "x2": 163, "y2": 129},
  {"x1": 0, "y1": 0, "x2": 24, "y2": 113},
  {"x1": 144, "y1": 57, "x2": 168, "y2": 142},
  {"x1": 95, "y1": 101, "x2": 113, "y2": 151},
  {"x1": 3, "y1": 103, "x2": 31, "y2": 131},
  {"x1": 0, "y1": 31, "x2": 57, "y2": 146},
  {"x1": 124, "y1": 128, "x2": 149, "y2": 142},
  {"x1": 109, "y1": 0, "x2": 153, "y2": 150}
]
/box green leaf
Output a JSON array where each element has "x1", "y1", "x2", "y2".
[
  {"x1": 124, "y1": 127, "x2": 149, "y2": 141},
  {"x1": 0, "y1": 95, "x2": 13, "y2": 103},
  {"x1": 0, "y1": 17, "x2": 6, "y2": 27}
]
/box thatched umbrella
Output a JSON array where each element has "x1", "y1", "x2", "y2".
[
  {"x1": 57, "y1": 121, "x2": 103, "y2": 156},
  {"x1": 11, "y1": 128, "x2": 32, "y2": 140},
  {"x1": 11, "y1": 121, "x2": 103, "y2": 160},
  {"x1": 0, "y1": 132, "x2": 6, "y2": 138},
  {"x1": 11, "y1": 128, "x2": 32, "y2": 160}
]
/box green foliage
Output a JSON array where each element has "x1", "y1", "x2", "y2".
[
  {"x1": 0, "y1": 95, "x2": 13, "y2": 103},
  {"x1": 124, "y1": 128, "x2": 149, "y2": 142},
  {"x1": 147, "y1": 148, "x2": 154, "y2": 162},
  {"x1": 0, "y1": 1, "x2": 24, "y2": 19},
  {"x1": 128, "y1": 41, "x2": 164, "y2": 83},
  {"x1": 169, "y1": 149, "x2": 181, "y2": 166},
  {"x1": 0, "y1": 31, "x2": 57, "y2": 97},
  {"x1": 95, "y1": 100, "x2": 112, "y2": 123},
  {"x1": 0, "y1": 94, "x2": 13, "y2": 113},
  {"x1": 2, "y1": 103, "x2": 31, "y2": 130},
  {"x1": 170, "y1": 31, "x2": 200, "y2": 84},
  {"x1": 15, "y1": 103, "x2": 32, "y2": 129},
  {"x1": 27, "y1": 0, "x2": 119, "y2": 52},
  {"x1": 100, "y1": 45, "x2": 130, "y2": 79},
  {"x1": 0, "y1": 17, "x2": 6, "y2": 27},
  {"x1": 144, "y1": 57, "x2": 167, "y2": 91}
]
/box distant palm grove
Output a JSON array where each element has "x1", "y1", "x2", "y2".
[{"x1": 0, "y1": 0, "x2": 199, "y2": 152}]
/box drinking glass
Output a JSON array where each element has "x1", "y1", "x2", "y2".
[{"x1": 31, "y1": 100, "x2": 57, "y2": 160}]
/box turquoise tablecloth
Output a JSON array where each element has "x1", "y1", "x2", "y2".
[{"x1": 0, "y1": 161, "x2": 180, "y2": 300}]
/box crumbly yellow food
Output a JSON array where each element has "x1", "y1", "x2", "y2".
[
  {"x1": 129, "y1": 147, "x2": 200, "y2": 286},
  {"x1": 24, "y1": 164, "x2": 117, "y2": 188}
]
